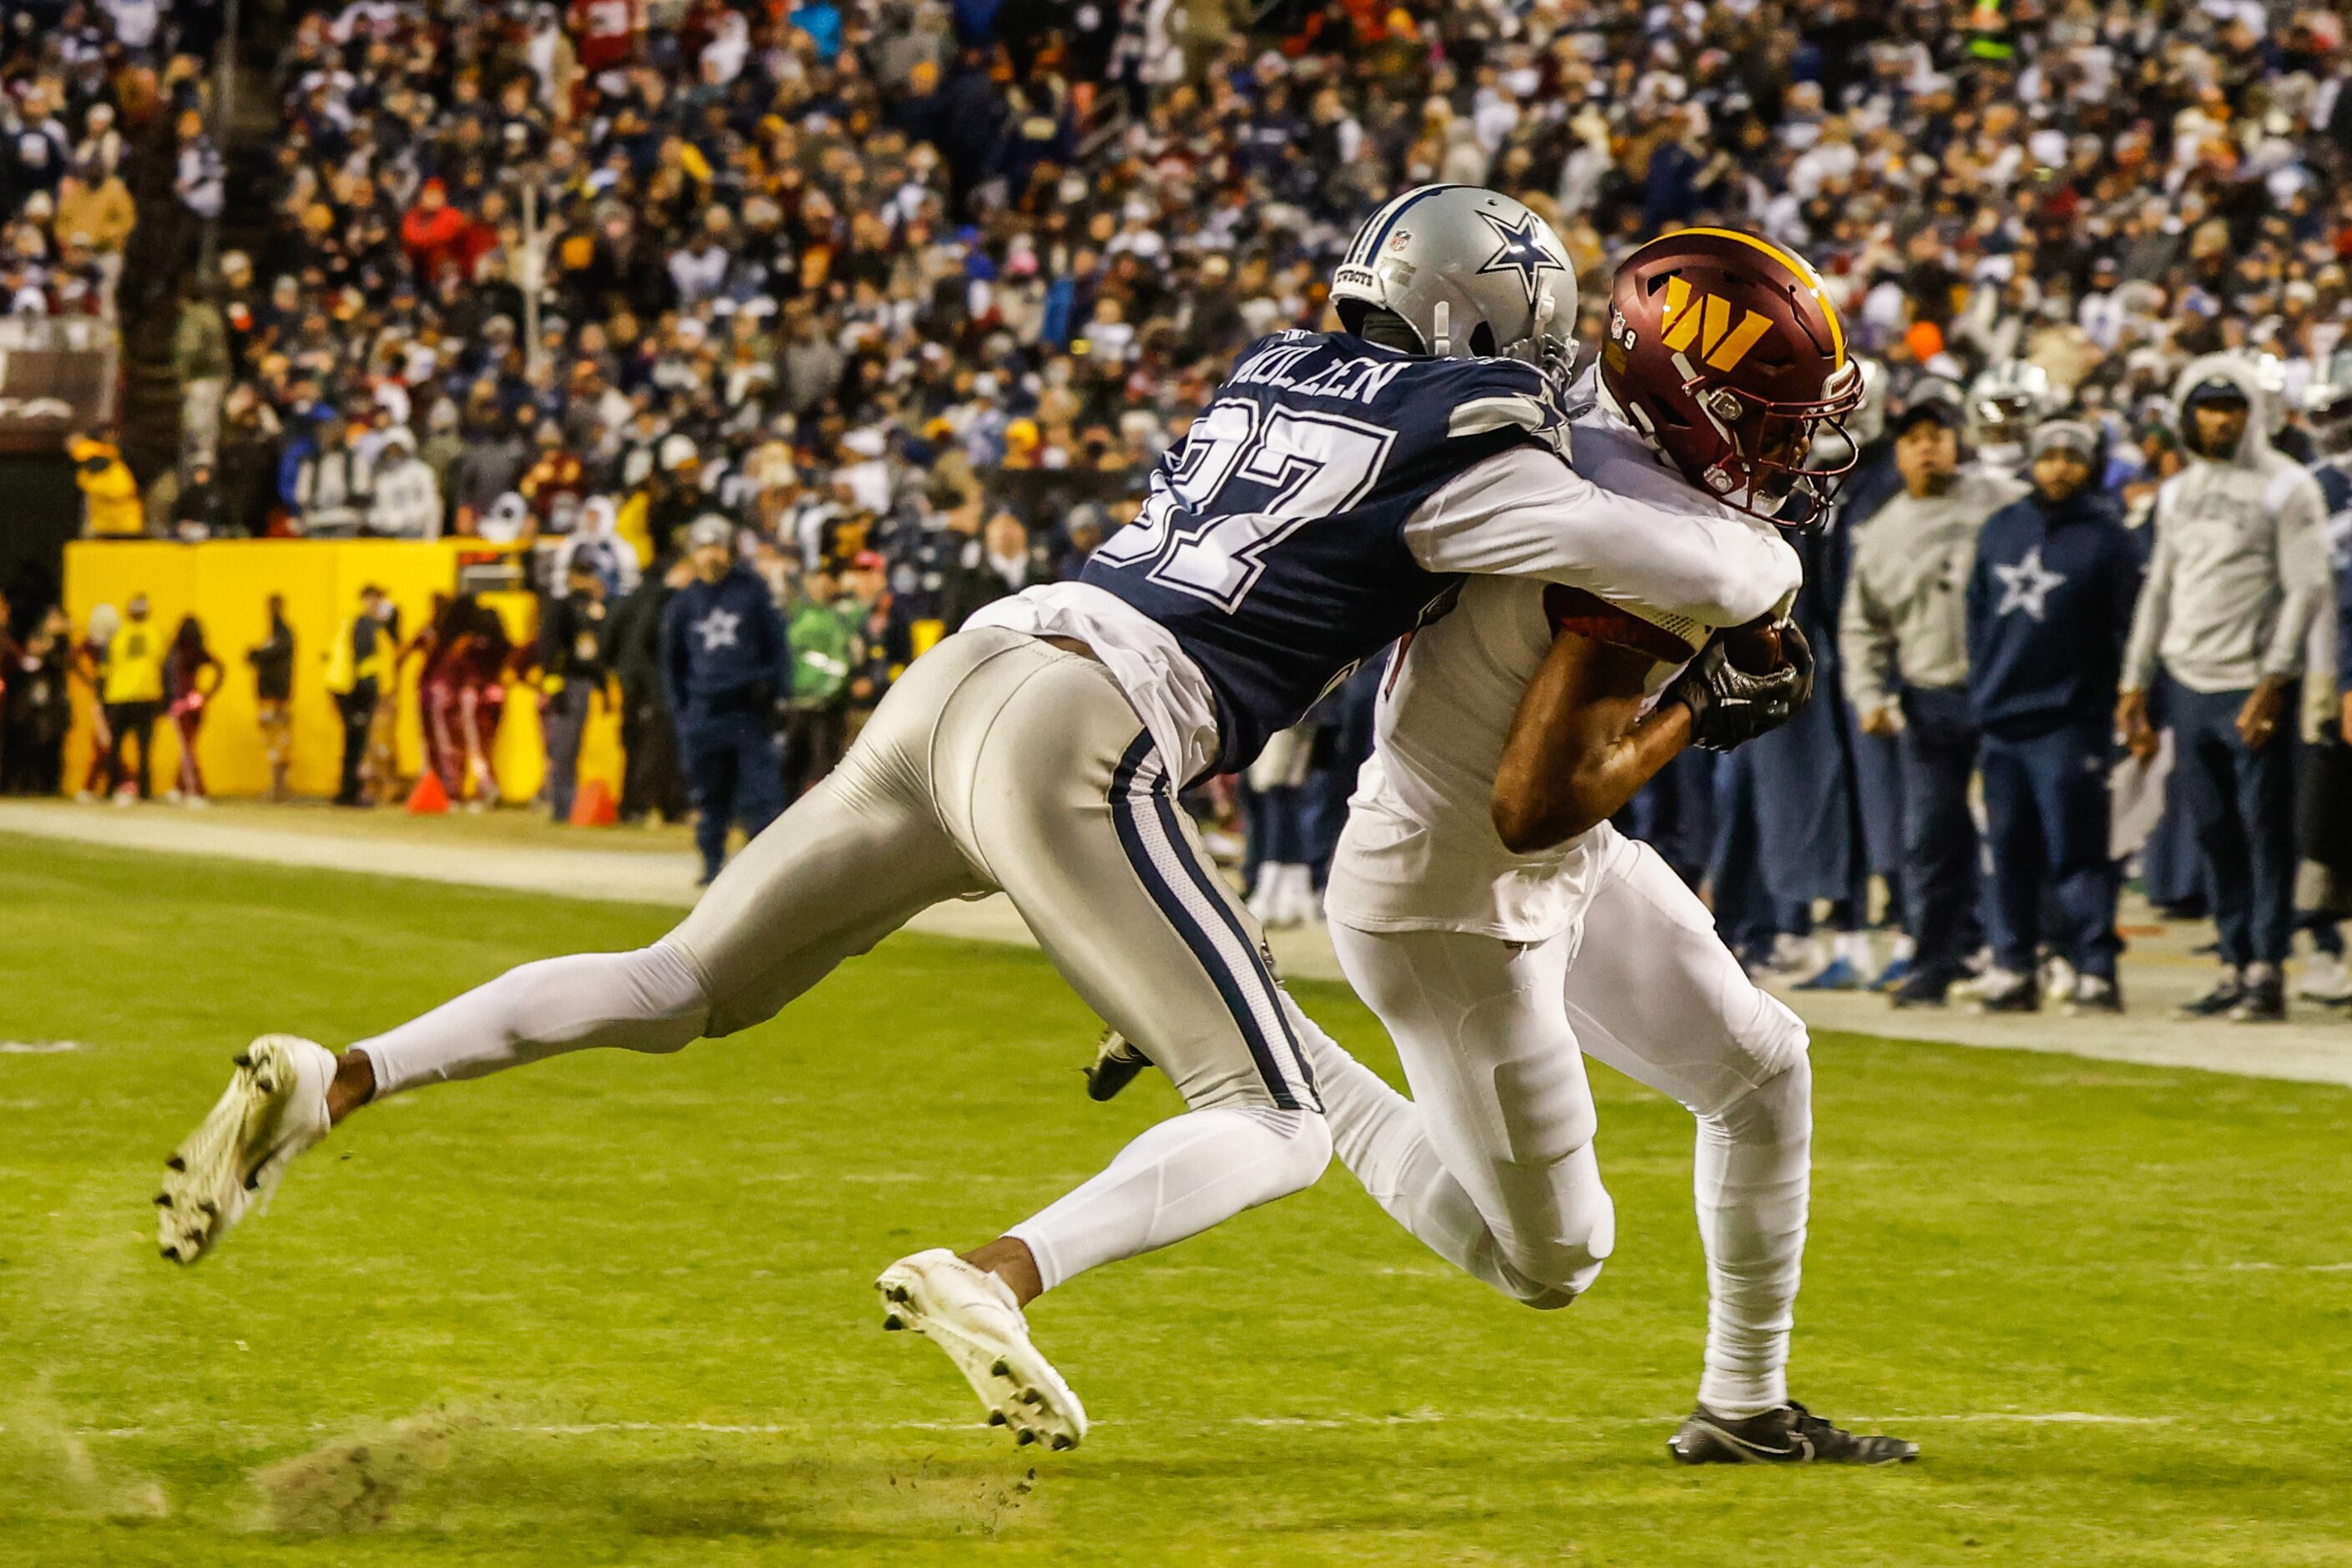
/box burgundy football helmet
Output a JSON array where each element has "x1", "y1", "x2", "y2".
[{"x1": 1599, "y1": 228, "x2": 1862, "y2": 527}]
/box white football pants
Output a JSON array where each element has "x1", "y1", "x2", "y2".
[
  {"x1": 355, "y1": 627, "x2": 1329, "y2": 1292},
  {"x1": 1316, "y1": 830, "x2": 1811, "y2": 1419}
]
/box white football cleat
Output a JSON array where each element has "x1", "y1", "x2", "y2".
[
  {"x1": 156, "y1": 1035, "x2": 336, "y2": 1264},
  {"x1": 876, "y1": 1248, "x2": 1088, "y2": 1452}
]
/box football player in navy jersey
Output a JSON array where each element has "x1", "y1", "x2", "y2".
[{"x1": 156, "y1": 187, "x2": 1793, "y2": 1452}]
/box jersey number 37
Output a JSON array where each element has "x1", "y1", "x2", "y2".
[{"x1": 1093, "y1": 398, "x2": 1398, "y2": 613}]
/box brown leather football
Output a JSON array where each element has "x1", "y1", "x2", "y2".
[{"x1": 1720, "y1": 617, "x2": 1786, "y2": 675}]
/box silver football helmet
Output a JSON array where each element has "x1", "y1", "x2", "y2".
[
  {"x1": 1967, "y1": 359, "x2": 2054, "y2": 448},
  {"x1": 2304, "y1": 352, "x2": 2352, "y2": 456},
  {"x1": 1330, "y1": 185, "x2": 1578, "y2": 406}
]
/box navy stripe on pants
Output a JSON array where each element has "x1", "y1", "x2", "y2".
[
  {"x1": 2159, "y1": 674, "x2": 2297, "y2": 967},
  {"x1": 1109, "y1": 735, "x2": 1314, "y2": 1110},
  {"x1": 1980, "y1": 719, "x2": 2122, "y2": 979}
]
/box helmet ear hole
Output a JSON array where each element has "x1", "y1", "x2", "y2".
[
  {"x1": 1468, "y1": 322, "x2": 1497, "y2": 357},
  {"x1": 1346, "y1": 304, "x2": 1424, "y2": 352}
]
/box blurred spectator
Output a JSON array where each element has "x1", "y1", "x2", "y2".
[
  {"x1": 288, "y1": 418, "x2": 371, "y2": 538},
  {"x1": 615, "y1": 554, "x2": 691, "y2": 825},
  {"x1": 2121, "y1": 358, "x2": 2334, "y2": 1022},
  {"x1": 215, "y1": 387, "x2": 284, "y2": 537},
  {"x1": 53, "y1": 168, "x2": 133, "y2": 298},
  {"x1": 245, "y1": 594, "x2": 294, "y2": 802},
  {"x1": 68, "y1": 433, "x2": 143, "y2": 538},
  {"x1": 1966, "y1": 419, "x2": 2140, "y2": 1014},
  {"x1": 422, "y1": 595, "x2": 513, "y2": 808},
  {"x1": 663, "y1": 516, "x2": 790, "y2": 884},
  {"x1": 73, "y1": 604, "x2": 119, "y2": 802},
  {"x1": 162, "y1": 614, "x2": 222, "y2": 805},
  {"x1": 368, "y1": 427, "x2": 443, "y2": 540},
  {"x1": 99, "y1": 594, "x2": 164, "y2": 802},
  {"x1": 326, "y1": 585, "x2": 397, "y2": 807},
  {"x1": 2299, "y1": 375, "x2": 2352, "y2": 1004},
  {"x1": 781, "y1": 560, "x2": 860, "y2": 802},
  {"x1": 171, "y1": 106, "x2": 221, "y2": 230},
  {"x1": 2, "y1": 609, "x2": 72, "y2": 797},
  {"x1": 175, "y1": 278, "x2": 230, "y2": 466},
  {"x1": 539, "y1": 554, "x2": 615, "y2": 823},
  {"x1": 172, "y1": 458, "x2": 225, "y2": 540},
  {"x1": 1841, "y1": 397, "x2": 2028, "y2": 1006}
]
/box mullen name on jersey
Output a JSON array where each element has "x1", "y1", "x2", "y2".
[
  {"x1": 1082, "y1": 329, "x2": 1565, "y2": 781},
  {"x1": 1221, "y1": 338, "x2": 1414, "y2": 404}
]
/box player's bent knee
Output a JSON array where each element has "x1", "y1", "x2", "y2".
[
  {"x1": 1484, "y1": 1235, "x2": 1603, "y2": 1311},
  {"x1": 1517, "y1": 1281, "x2": 1584, "y2": 1312},
  {"x1": 1238, "y1": 1104, "x2": 1333, "y2": 1196},
  {"x1": 1734, "y1": 990, "x2": 1810, "y2": 1081},
  {"x1": 1721, "y1": 1052, "x2": 1813, "y2": 1147},
  {"x1": 602, "y1": 942, "x2": 714, "y2": 1053}
]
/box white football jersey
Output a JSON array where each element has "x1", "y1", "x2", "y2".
[{"x1": 1323, "y1": 401, "x2": 1803, "y2": 943}]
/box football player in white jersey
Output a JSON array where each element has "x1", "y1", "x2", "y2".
[
  {"x1": 149, "y1": 190, "x2": 1799, "y2": 1452},
  {"x1": 1324, "y1": 232, "x2": 1915, "y2": 1464},
  {"x1": 1096, "y1": 231, "x2": 1919, "y2": 1464}
]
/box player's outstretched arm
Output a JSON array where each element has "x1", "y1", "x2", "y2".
[{"x1": 1490, "y1": 629, "x2": 1688, "y2": 855}]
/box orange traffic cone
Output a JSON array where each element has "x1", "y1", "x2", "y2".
[
  {"x1": 407, "y1": 771, "x2": 451, "y2": 815},
  {"x1": 569, "y1": 776, "x2": 618, "y2": 827}
]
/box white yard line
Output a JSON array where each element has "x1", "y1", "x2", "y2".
[
  {"x1": 39, "y1": 1410, "x2": 2187, "y2": 1444},
  {"x1": 7, "y1": 799, "x2": 2352, "y2": 1087}
]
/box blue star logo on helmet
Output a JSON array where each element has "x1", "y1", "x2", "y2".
[{"x1": 1474, "y1": 210, "x2": 1565, "y2": 305}]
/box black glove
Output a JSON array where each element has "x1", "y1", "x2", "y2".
[
  {"x1": 1781, "y1": 620, "x2": 1816, "y2": 711},
  {"x1": 1667, "y1": 621, "x2": 1811, "y2": 751}
]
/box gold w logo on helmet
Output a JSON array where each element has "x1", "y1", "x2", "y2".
[{"x1": 1659, "y1": 276, "x2": 1775, "y2": 372}]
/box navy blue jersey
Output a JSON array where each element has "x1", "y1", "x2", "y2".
[
  {"x1": 1083, "y1": 330, "x2": 1559, "y2": 776},
  {"x1": 2311, "y1": 457, "x2": 2352, "y2": 695}
]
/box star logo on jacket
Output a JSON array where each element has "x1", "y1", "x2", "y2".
[
  {"x1": 694, "y1": 606, "x2": 741, "y2": 651},
  {"x1": 1474, "y1": 210, "x2": 1567, "y2": 306},
  {"x1": 1992, "y1": 544, "x2": 2066, "y2": 620}
]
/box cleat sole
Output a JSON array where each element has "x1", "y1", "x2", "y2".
[{"x1": 874, "y1": 1252, "x2": 1086, "y2": 1454}]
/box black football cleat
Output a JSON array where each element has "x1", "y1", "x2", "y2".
[
  {"x1": 1667, "y1": 1402, "x2": 1919, "y2": 1466},
  {"x1": 1974, "y1": 970, "x2": 2039, "y2": 1013},
  {"x1": 2228, "y1": 969, "x2": 2285, "y2": 1023},
  {"x1": 1887, "y1": 969, "x2": 1952, "y2": 1009},
  {"x1": 1083, "y1": 1029, "x2": 1154, "y2": 1102},
  {"x1": 2178, "y1": 973, "x2": 2244, "y2": 1019},
  {"x1": 2065, "y1": 974, "x2": 2124, "y2": 1015}
]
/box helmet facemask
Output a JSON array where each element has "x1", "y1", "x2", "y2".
[
  {"x1": 1662, "y1": 356, "x2": 1863, "y2": 529},
  {"x1": 1492, "y1": 281, "x2": 1579, "y2": 420}
]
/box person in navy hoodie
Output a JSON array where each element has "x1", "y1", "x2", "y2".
[
  {"x1": 664, "y1": 514, "x2": 793, "y2": 886},
  {"x1": 1965, "y1": 419, "x2": 2142, "y2": 1013}
]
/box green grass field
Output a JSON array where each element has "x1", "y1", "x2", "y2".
[{"x1": 3, "y1": 835, "x2": 2349, "y2": 1565}]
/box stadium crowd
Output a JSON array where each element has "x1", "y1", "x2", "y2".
[{"x1": 8, "y1": 0, "x2": 2352, "y2": 1015}]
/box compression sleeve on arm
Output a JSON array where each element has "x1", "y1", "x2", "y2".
[{"x1": 1403, "y1": 445, "x2": 1800, "y2": 631}]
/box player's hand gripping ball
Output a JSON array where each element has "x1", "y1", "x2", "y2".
[
  {"x1": 1720, "y1": 615, "x2": 1786, "y2": 675},
  {"x1": 1667, "y1": 617, "x2": 1815, "y2": 751}
]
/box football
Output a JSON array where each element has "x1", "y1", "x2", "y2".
[{"x1": 1720, "y1": 616, "x2": 1787, "y2": 675}]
